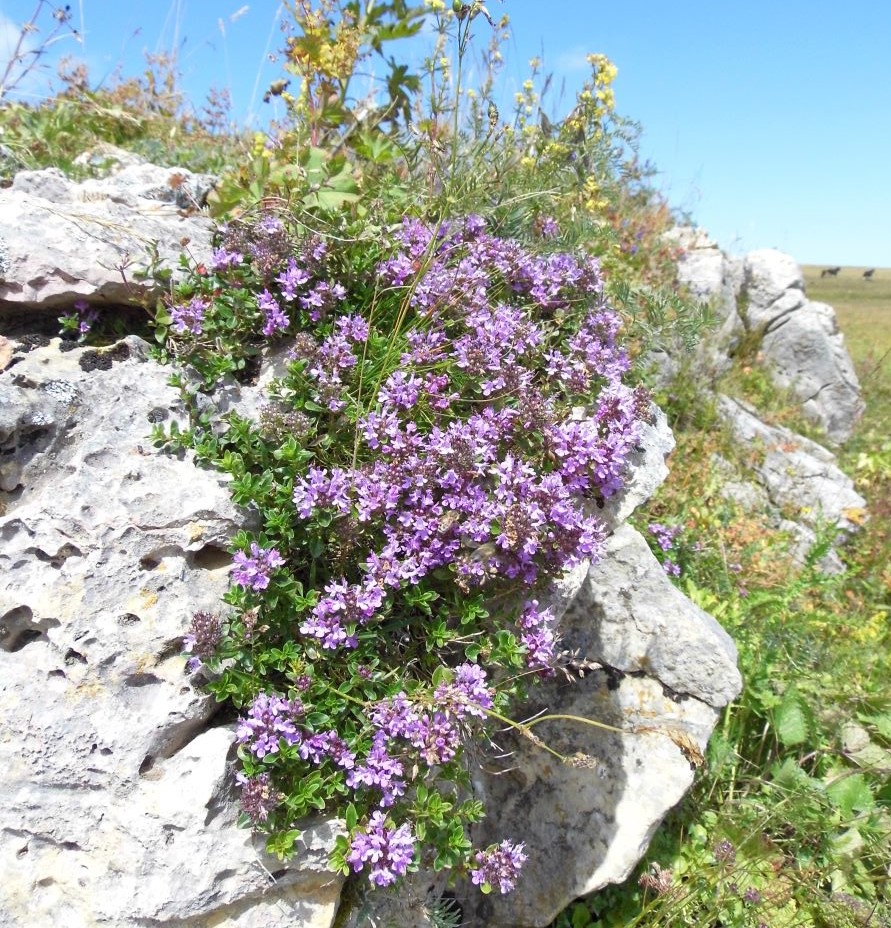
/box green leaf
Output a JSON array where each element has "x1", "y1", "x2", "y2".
[
  {"x1": 773, "y1": 685, "x2": 810, "y2": 747},
  {"x1": 827, "y1": 774, "x2": 875, "y2": 817}
]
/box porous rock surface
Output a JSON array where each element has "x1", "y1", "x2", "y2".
[
  {"x1": 458, "y1": 525, "x2": 741, "y2": 928},
  {"x1": 674, "y1": 232, "x2": 864, "y2": 444},
  {"x1": 0, "y1": 148, "x2": 214, "y2": 311},
  {"x1": 0, "y1": 336, "x2": 343, "y2": 928},
  {"x1": 717, "y1": 394, "x2": 867, "y2": 534}
]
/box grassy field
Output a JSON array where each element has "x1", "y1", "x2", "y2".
[
  {"x1": 803, "y1": 265, "x2": 891, "y2": 373},
  {"x1": 802, "y1": 265, "x2": 891, "y2": 447}
]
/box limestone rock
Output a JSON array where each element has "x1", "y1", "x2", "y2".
[
  {"x1": 459, "y1": 525, "x2": 742, "y2": 928},
  {"x1": 742, "y1": 249, "x2": 806, "y2": 328},
  {"x1": 0, "y1": 336, "x2": 342, "y2": 928},
  {"x1": 760, "y1": 300, "x2": 864, "y2": 444},
  {"x1": 670, "y1": 232, "x2": 864, "y2": 443},
  {"x1": 0, "y1": 159, "x2": 214, "y2": 312},
  {"x1": 717, "y1": 395, "x2": 866, "y2": 534},
  {"x1": 739, "y1": 250, "x2": 863, "y2": 442},
  {"x1": 599, "y1": 405, "x2": 675, "y2": 533}
]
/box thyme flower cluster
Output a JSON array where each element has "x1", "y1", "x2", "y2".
[{"x1": 170, "y1": 212, "x2": 650, "y2": 894}]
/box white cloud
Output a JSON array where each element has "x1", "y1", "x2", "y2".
[{"x1": 554, "y1": 46, "x2": 591, "y2": 73}]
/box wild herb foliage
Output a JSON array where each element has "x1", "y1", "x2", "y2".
[{"x1": 156, "y1": 208, "x2": 652, "y2": 889}]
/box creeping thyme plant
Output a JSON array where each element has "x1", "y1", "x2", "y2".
[
  {"x1": 161, "y1": 206, "x2": 650, "y2": 891},
  {"x1": 147, "y1": 0, "x2": 702, "y2": 905}
]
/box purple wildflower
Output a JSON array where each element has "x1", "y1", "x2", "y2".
[
  {"x1": 171, "y1": 297, "x2": 209, "y2": 336},
  {"x1": 434, "y1": 663, "x2": 494, "y2": 720},
  {"x1": 276, "y1": 258, "x2": 311, "y2": 300},
  {"x1": 470, "y1": 840, "x2": 527, "y2": 894},
  {"x1": 235, "y1": 692, "x2": 304, "y2": 758},
  {"x1": 210, "y1": 246, "x2": 243, "y2": 271},
  {"x1": 259, "y1": 289, "x2": 290, "y2": 336},
  {"x1": 517, "y1": 600, "x2": 557, "y2": 670},
  {"x1": 71, "y1": 298, "x2": 99, "y2": 335},
  {"x1": 534, "y1": 215, "x2": 560, "y2": 238},
  {"x1": 235, "y1": 772, "x2": 280, "y2": 823},
  {"x1": 300, "y1": 578, "x2": 386, "y2": 650},
  {"x1": 346, "y1": 811, "x2": 415, "y2": 887},
  {"x1": 231, "y1": 543, "x2": 285, "y2": 592},
  {"x1": 346, "y1": 732, "x2": 405, "y2": 805},
  {"x1": 182, "y1": 610, "x2": 222, "y2": 672}
]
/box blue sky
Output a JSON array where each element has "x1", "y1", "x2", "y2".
[{"x1": 1, "y1": 0, "x2": 888, "y2": 267}]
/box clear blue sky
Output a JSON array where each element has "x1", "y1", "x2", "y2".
[{"x1": 1, "y1": 1, "x2": 888, "y2": 267}]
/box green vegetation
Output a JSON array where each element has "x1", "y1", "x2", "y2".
[
  {"x1": 552, "y1": 276, "x2": 891, "y2": 926},
  {"x1": 2, "y1": 2, "x2": 888, "y2": 924}
]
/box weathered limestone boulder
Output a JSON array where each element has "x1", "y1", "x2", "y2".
[
  {"x1": 459, "y1": 525, "x2": 742, "y2": 928},
  {"x1": 672, "y1": 232, "x2": 864, "y2": 444},
  {"x1": 0, "y1": 154, "x2": 214, "y2": 312},
  {"x1": 717, "y1": 395, "x2": 867, "y2": 535},
  {"x1": 741, "y1": 250, "x2": 864, "y2": 443},
  {"x1": 0, "y1": 336, "x2": 342, "y2": 928}
]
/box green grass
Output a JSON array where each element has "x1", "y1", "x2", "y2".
[
  {"x1": 803, "y1": 265, "x2": 891, "y2": 437},
  {"x1": 552, "y1": 271, "x2": 891, "y2": 928}
]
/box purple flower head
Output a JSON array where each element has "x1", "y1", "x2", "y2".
[
  {"x1": 648, "y1": 522, "x2": 681, "y2": 553},
  {"x1": 518, "y1": 600, "x2": 557, "y2": 670},
  {"x1": 336, "y1": 314, "x2": 370, "y2": 343},
  {"x1": 346, "y1": 731, "x2": 405, "y2": 806},
  {"x1": 276, "y1": 258, "x2": 311, "y2": 300},
  {"x1": 300, "y1": 578, "x2": 385, "y2": 650},
  {"x1": 470, "y1": 839, "x2": 527, "y2": 894},
  {"x1": 259, "y1": 289, "x2": 290, "y2": 336},
  {"x1": 300, "y1": 280, "x2": 346, "y2": 322},
  {"x1": 434, "y1": 663, "x2": 494, "y2": 720},
  {"x1": 171, "y1": 297, "x2": 209, "y2": 336},
  {"x1": 257, "y1": 214, "x2": 283, "y2": 235},
  {"x1": 347, "y1": 811, "x2": 415, "y2": 887},
  {"x1": 235, "y1": 771, "x2": 280, "y2": 823},
  {"x1": 231, "y1": 543, "x2": 285, "y2": 591},
  {"x1": 371, "y1": 693, "x2": 421, "y2": 740},
  {"x1": 534, "y1": 215, "x2": 560, "y2": 239},
  {"x1": 210, "y1": 247, "x2": 243, "y2": 271},
  {"x1": 409, "y1": 711, "x2": 460, "y2": 765},
  {"x1": 297, "y1": 730, "x2": 356, "y2": 769},
  {"x1": 182, "y1": 610, "x2": 222, "y2": 672},
  {"x1": 236, "y1": 692, "x2": 304, "y2": 759},
  {"x1": 69, "y1": 299, "x2": 100, "y2": 335}
]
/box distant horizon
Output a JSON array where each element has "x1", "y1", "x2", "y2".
[{"x1": 0, "y1": 1, "x2": 887, "y2": 268}]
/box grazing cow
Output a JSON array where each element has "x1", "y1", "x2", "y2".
[
  {"x1": 863, "y1": 268, "x2": 876, "y2": 280},
  {"x1": 821, "y1": 266, "x2": 842, "y2": 278}
]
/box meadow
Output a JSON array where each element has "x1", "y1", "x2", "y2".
[{"x1": 1, "y1": 3, "x2": 888, "y2": 925}]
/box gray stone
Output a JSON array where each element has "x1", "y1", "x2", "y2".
[
  {"x1": 717, "y1": 395, "x2": 867, "y2": 534},
  {"x1": 0, "y1": 162, "x2": 214, "y2": 311},
  {"x1": 599, "y1": 405, "x2": 675, "y2": 532},
  {"x1": 458, "y1": 525, "x2": 742, "y2": 928},
  {"x1": 0, "y1": 337, "x2": 341, "y2": 928},
  {"x1": 658, "y1": 227, "x2": 743, "y2": 380},
  {"x1": 670, "y1": 234, "x2": 864, "y2": 443},
  {"x1": 741, "y1": 249, "x2": 806, "y2": 330},
  {"x1": 760, "y1": 300, "x2": 864, "y2": 444}
]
